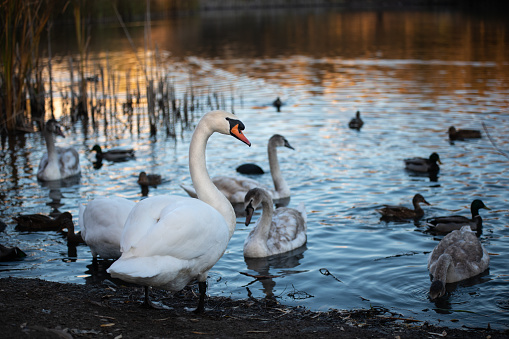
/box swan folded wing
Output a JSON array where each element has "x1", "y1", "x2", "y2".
[
  {"x1": 57, "y1": 147, "x2": 81, "y2": 177},
  {"x1": 213, "y1": 176, "x2": 271, "y2": 203},
  {"x1": 429, "y1": 227, "x2": 489, "y2": 283},
  {"x1": 120, "y1": 196, "x2": 230, "y2": 261},
  {"x1": 266, "y1": 208, "x2": 307, "y2": 254}
]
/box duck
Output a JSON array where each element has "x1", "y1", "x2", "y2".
[
  {"x1": 137, "y1": 172, "x2": 162, "y2": 187},
  {"x1": 376, "y1": 194, "x2": 430, "y2": 221},
  {"x1": 107, "y1": 110, "x2": 251, "y2": 312},
  {"x1": 91, "y1": 144, "x2": 135, "y2": 162},
  {"x1": 181, "y1": 134, "x2": 293, "y2": 204},
  {"x1": 79, "y1": 197, "x2": 136, "y2": 260},
  {"x1": 236, "y1": 163, "x2": 265, "y2": 175},
  {"x1": 448, "y1": 126, "x2": 482, "y2": 141},
  {"x1": 60, "y1": 221, "x2": 85, "y2": 245},
  {"x1": 0, "y1": 219, "x2": 7, "y2": 232},
  {"x1": 348, "y1": 111, "x2": 364, "y2": 130},
  {"x1": 273, "y1": 97, "x2": 282, "y2": 112},
  {"x1": 427, "y1": 226, "x2": 489, "y2": 300},
  {"x1": 37, "y1": 119, "x2": 81, "y2": 181},
  {"x1": 0, "y1": 244, "x2": 27, "y2": 261},
  {"x1": 426, "y1": 199, "x2": 490, "y2": 235},
  {"x1": 243, "y1": 188, "x2": 307, "y2": 258},
  {"x1": 404, "y1": 152, "x2": 442, "y2": 174},
  {"x1": 14, "y1": 212, "x2": 74, "y2": 232}
]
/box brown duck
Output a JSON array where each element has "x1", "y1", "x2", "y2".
[
  {"x1": 137, "y1": 171, "x2": 162, "y2": 187},
  {"x1": 14, "y1": 212, "x2": 74, "y2": 232},
  {"x1": 377, "y1": 194, "x2": 430, "y2": 221},
  {"x1": 448, "y1": 126, "x2": 481, "y2": 141}
]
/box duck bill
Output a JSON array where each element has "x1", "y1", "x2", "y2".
[
  {"x1": 231, "y1": 124, "x2": 251, "y2": 147},
  {"x1": 245, "y1": 205, "x2": 254, "y2": 226}
]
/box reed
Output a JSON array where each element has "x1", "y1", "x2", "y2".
[{"x1": 0, "y1": 0, "x2": 51, "y2": 133}]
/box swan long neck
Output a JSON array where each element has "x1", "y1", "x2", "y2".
[
  {"x1": 44, "y1": 129, "x2": 57, "y2": 162},
  {"x1": 189, "y1": 122, "x2": 236, "y2": 238},
  {"x1": 268, "y1": 144, "x2": 289, "y2": 196},
  {"x1": 252, "y1": 198, "x2": 274, "y2": 242},
  {"x1": 432, "y1": 253, "x2": 452, "y2": 284}
]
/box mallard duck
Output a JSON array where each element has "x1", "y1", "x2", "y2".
[
  {"x1": 348, "y1": 111, "x2": 364, "y2": 130},
  {"x1": 137, "y1": 172, "x2": 162, "y2": 187},
  {"x1": 182, "y1": 134, "x2": 294, "y2": 204},
  {"x1": 236, "y1": 163, "x2": 265, "y2": 175},
  {"x1": 91, "y1": 145, "x2": 135, "y2": 162},
  {"x1": 62, "y1": 226, "x2": 84, "y2": 245},
  {"x1": 427, "y1": 226, "x2": 489, "y2": 300},
  {"x1": 376, "y1": 194, "x2": 430, "y2": 221},
  {"x1": 243, "y1": 188, "x2": 307, "y2": 258},
  {"x1": 14, "y1": 212, "x2": 74, "y2": 232},
  {"x1": 80, "y1": 197, "x2": 135, "y2": 260},
  {"x1": 404, "y1": 152, "x2": 441, "y2": 174},
  {"x1": 273, "y1": 97, "x2": 282, "y2": 112},
  {"x1": 0, "y1": 244, "x2": 27, "y2": 261},
  {"x1": 426, "y1": 199, "x2": 490, "y2": 235},
  {"x1": 37, "y1": 119, "x2": 81, "y2": 181},
  {"x1": 448, "y1": 126, "x2": 482, "y2": 141},
  {"x1": 107, "y1": 110, "x2": 251, "y2": 312}
]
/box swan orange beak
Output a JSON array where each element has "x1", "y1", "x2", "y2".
[{"x1": 231, "y1": 123, "x2": 251, "y2": 147}]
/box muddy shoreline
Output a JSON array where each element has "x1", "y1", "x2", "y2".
[{"x1": 0, "y1": 277, "x2": 506, "y2": 338}]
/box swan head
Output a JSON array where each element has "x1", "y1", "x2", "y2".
[
  {"x1": 225, "y1": 117, "x2": 250, "y2": 146},
  {"x1": 244, "y1": 188, "x2": 272, "y2": 226},
  {"x1": 269, "y1": 134, "x2": 294, "y2": 150},
  {"x1": 412, "y1": 194, "x2": 430, "y2": 206},
  {"x1": 429, "y1": 280, "x2": 446, "y2": 300},
  {"x1": 429, "y1": 152, "x2": 442, "y2": 164},
  {"x1": 45, "y1": 119, "x2": 65, "y2": 138}
]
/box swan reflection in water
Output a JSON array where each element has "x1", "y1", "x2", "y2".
[{"x1": 242, "y1": 245, "x2": 308, "y2": 299}]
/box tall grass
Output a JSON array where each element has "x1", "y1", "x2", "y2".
[{"x1": 0, "y1": 0, "x2": 51, "y2": 132}]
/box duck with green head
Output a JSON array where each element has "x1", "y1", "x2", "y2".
[{"x1": 426, "y1": 199, "x2": 490, "y2": 236}]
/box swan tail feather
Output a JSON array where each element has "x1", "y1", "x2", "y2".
[{"x1": 107, "y1": 255, "x2": 191, "y2": 291}]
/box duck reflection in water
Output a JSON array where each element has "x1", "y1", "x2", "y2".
[{"x1": 242, "y1": 245, "x2": 307, "y2": 299}]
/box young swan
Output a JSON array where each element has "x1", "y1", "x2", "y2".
[
  {"x1": 37, "y1": 119, "x2": 81, "y2": 181},
  {"x1": 182, "y1": 134, "x2": 294, "y2": 204},
  {"x1": 243, "y1": 187, "x2": 307, "y2": 258},
  {"x1": 427, "y1": 226, "x2": 489, "y2": 300}
]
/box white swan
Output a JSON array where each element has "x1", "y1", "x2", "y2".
[
  {"x1": 79, "y1": 197, "x2": 136, "y2": 260},
  {"x1": 37, "y1": 119, "x2": 81, "y2": 181},
  {"x1": 107, "y1": 110, "x2": 251, "y2": 312},
  {"x1": 243, "y1": 187, "x2": 307, "y2": 258},
  {"x1": 427, "y1": 226, "x2": 490, "y2": 300},
  {"x1": 181, "y1": 134, "x2": 293, "y2": 204}
]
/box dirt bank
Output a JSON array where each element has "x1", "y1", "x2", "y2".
[{"x1": 0, "y1": 277, "x2": 506, "y2": 338}]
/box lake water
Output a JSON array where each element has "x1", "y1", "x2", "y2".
[{"x1": 1, "y1": 7, "x2": 509, "y2": 330}]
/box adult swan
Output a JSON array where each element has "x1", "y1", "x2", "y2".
[{"x1": 107, "y1": 111, "x2": 251, "y2": 313}]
